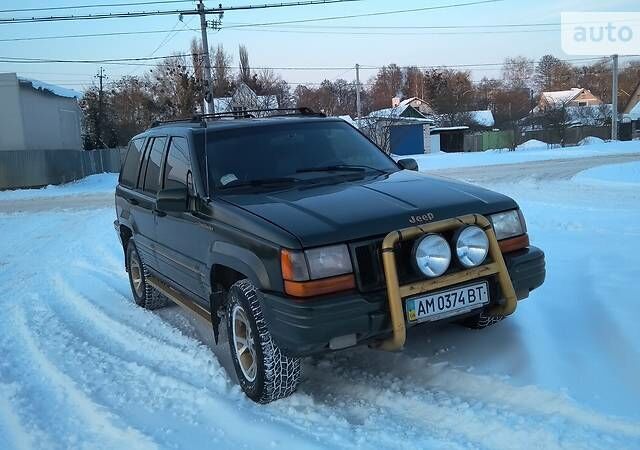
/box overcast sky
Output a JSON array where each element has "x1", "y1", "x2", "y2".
[{"x1": 0, "y1": 0, "x2": 638, "y2": 92}]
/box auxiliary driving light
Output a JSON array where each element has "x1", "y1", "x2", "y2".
[
  {"x1": 454, "y1": 225, "x2": 489, "y2": 268},
  {"x1": 412, "y1": 234, "x2": 451, "y2": 278}
]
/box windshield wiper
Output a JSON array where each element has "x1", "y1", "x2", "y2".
[
  {"x1": 218, "y1": 177, "x2": 300, "y2": 190},
  {"x1": 296, "y1": 164, "x2": 387, "y2": 174}
]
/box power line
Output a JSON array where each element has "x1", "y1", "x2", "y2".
[
  {"x1": 0, "y1": 1, "x2": 194, "y2": 14},
  {"x1": 228, "y1": 27, "x2": 561, "y2": 36},
  {"x1": 3, "y1": 55, "x2": 625, "y2": 71},
  {"x1": 222, "y1": 0, "x2": 504, "y2": 29},
  {"x1": 0, "y1": 28, "x2": 200, "y2": 43},
  {"x1": 0, "y1": 0, "x2": 362, "y2": 24}
]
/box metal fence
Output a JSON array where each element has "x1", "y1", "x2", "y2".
[{"x1": 0, "y1": 148, "x2": 124, "y2": 190}]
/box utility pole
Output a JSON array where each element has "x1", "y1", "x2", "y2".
[
  {"x1": 611, "y1": 54, "x2": 619, "y2": 141},
  {"x1": 355, "y1": 63, "x2": 362, "y2": 119},
  {"x1": 198, "y1": 0, "x2": 214, "y2": 114},
  {"x1": 95, "y1": 67, "x2": 107, "y2": 147}
]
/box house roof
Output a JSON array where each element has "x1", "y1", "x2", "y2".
[
  {"x1": 623, "y1": 80, "x2": 640, "y2": 117},
  {"x1": 17, "y1": 76, "x2": 81, "y2": 99},
  {"x1": 541, "y1": 88, "x2": 584, "y2": 106},
  {"x1": 469, "y1": 109, "x2": 495, "y2": 127},
  {"x1": 367, "y1": 104, "x2": 433, "y2": 123}
]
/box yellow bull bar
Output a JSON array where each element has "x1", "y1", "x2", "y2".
[{"x1": 378, "y1": 214, "x2": 517, "y2": 351}]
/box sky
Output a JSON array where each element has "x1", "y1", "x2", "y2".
[{"x1": 0, "y1": 0, "x2": 638, "y2": 93}]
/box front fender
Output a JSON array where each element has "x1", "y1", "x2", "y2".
[{"x1": 210, "y1": 241, "x2": 274, "y2": 291}]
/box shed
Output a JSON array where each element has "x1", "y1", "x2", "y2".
[
  {"x1": 0, "y1": 73, "x2": 82, "y2": 151},
  {"x1": 430, "y1": 126, "x2": 469, "y2": 153}
]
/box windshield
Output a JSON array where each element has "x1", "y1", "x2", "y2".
[{"x1": 206, "y1": 121, "x2": 399, "y2": 191}]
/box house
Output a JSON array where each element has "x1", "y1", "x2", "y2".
[
  {"x1": 623, "y1": 80, "x2": 640, "y2": 120},
  {"x1": 623, "y1": 81, "x2": 640, "y2": 139},
  {"x1": 213, "y1": 82, "x2": 278, "y2": 115},
  {"x1": 536, "y1": 87, "x2": 603, "y2": 111},
  {"x1": 392, "y1": 96, "x2": 435, "y2": 116},
  {"x1": 361, "y1": 103, "x2": 434, "y2": 155},
  {"x1": 0, "y1": 73, "x2": 82, "y2": 151}
]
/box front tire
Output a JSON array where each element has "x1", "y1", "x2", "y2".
[{"x1": 226, "y1": 279, "x2": 301, "y2": 403}]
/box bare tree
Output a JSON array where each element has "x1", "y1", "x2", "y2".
[
  {"x1": 502, "y1": 56, "x2": 534, "y2": 90},
  {"x1": 212, "y1": 44, "x2": 234, "y2": 96},
  {"x1": 238, "y1": 44, "x2": 252, "y2": 87}
]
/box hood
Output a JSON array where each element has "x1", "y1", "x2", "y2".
[{"x1": 221, "y1": 170, "x2": 518, "y2": 247}]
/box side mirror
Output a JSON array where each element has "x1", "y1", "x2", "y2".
[
  {"x1": 397, "y1": 158, "x2": 419, "y2": 171},
  {"x1": 156, "y1": 187, "x2": 189, "y2": 213}
]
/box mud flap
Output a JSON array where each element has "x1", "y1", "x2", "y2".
[{"x1": 210, "y1": 289, "x2": 225, "y2": 344}]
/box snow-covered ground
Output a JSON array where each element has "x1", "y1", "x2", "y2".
[
  {"x1": 414, "y1": 140, "x2": 640, "y2": 170},
  {"x1": 1, "y1": 154, "x2": 640, "y2": 449}
]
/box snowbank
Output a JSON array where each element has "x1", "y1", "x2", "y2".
[
  {"x1": 516, "y1": 139, "x2": 550, "y2": 150},
  {"x1": 574, "y1": 161, "x2": 640, "y2": 187},
  {"x1": 579, "y1": 136, "x2": 606, "y2": 146},
  {"x1": 0, "y1": 174, "x2": 118, "y2": 201},
  {"x1": 413, "y1": 140, "x2": 640, "y2": 171}
]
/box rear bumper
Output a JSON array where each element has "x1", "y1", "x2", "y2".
[{"x1": 262, "y1": 246, "x2": 545, "y2": 357}]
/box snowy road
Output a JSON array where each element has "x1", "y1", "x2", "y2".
[
  {"x1": 1, "y1": 153, "x2": 640, "y2": 449},
  {"x1": 426, "y1": 152, "x2": 640, "y2": 183}
]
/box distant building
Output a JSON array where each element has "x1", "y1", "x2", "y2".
[
  {"x1": 0, "y1": 73, "x2": 82, "y2": 151},
  {"x1": 362, "y1": 103, "x2": 434, "y2": 155},
  {"x1": 391, "y1": 96, "x2": 435, "y2": 116},
  {"x1": 213, "y1": 82, "x2": 278, "y2": 115},
  {"x1": 623, "y1": 80, "x2": 640, "y2": 121},
  {"x1": 536, "y1": 88, "x2": 603, "y2": 111}
]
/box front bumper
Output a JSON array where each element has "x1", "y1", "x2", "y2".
[{"x1": 262, "y1": 246, "x2": 545, "y2": 357}]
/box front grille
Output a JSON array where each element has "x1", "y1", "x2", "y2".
[{"x1": 350, "y1": 231, "x2": 495, "y2": 293}]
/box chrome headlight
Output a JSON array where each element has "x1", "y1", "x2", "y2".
[
  {"x1": 490, "y1": 210, "x2": 525, "y2": 240},
  {"x1": 413, "y1": 234, "x2": 451, "y2": 278},
  {"x1": 304, "y1": 244, "x2": 353, "y2": 279},
  {"x1": 454, "y1": 225, "x2": 489, "y2": 268}
]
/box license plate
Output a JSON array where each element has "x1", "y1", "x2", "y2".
[{"x1": 405, "y1": 281, "x2": 490, "y2": 323}]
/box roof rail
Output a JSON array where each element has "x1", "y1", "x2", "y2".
[{"x1": 150, "y1": 107, "x2": 325, "y2": 128}]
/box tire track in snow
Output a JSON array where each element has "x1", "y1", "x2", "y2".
[
  {"x1": 41, "y1": 274, "x2": 339, "y2": 449},
  {"x1": 300, "y1": 354, "x2": 640, "y2": 450},
  {"x1": 0, "y1": 383, "x2": 45, "y2": 450},
  {"x1": 7, "y1": 305, "x2": 159, "y2": 450}
]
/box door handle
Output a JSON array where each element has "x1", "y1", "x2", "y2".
[{"x1": 127, "y1": 198, "x2": 139, "y2": 206}]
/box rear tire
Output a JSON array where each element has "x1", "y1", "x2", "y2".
[
  {"x1": 461, "y1": 311, "x2": 505, "y2": 329},
  {"x1": 125, "y1": 240, "x2": 169, "y2": 310},
  {"x1": 226, "y1": 279, "x2": 301, "y2": 403}
]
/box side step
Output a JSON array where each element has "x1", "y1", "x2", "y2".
[{"x1": 147, "y1": 275, "x2": 212, "y2": 323}]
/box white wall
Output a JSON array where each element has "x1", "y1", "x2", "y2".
[
  {"x1": 0, "y1": 73, "x2": 26, "y2": 151},
  {"x1": 20, "y1": 87, "x2": 82, "y2": 150},
  {"x1": 430, "y1": 134, "x2": 441, "y2": 153}
]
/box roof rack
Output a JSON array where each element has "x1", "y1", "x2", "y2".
[{"x1": 150, "y1": 107, "x2": 325, "y2": 128}]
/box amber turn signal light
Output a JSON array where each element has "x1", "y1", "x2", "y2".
[
  {"x1": 284, "y1": 274, "x2": 356, "y2": 298},
  {"x1": 499, "y1": 234, "x2": 529, "y2": 253}
]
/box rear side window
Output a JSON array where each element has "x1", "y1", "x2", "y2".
[
  {"x1": 120, "y1": 138, "x2": 145, "y2": 188},
  {"x1": 143, "y1": 137, "x2": 167, "y2": 194},
  {"x1": 163, "y1": 137, "x2": 191, "y2": 190}
]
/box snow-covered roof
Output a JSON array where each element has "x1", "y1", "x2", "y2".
[
  {"x1": 368, "y1": 105, "x2": 409, "y2": 119},
  {"x1": 542, "y1": 88, "x2": 583, "y2": 106},
  {"x1": 469, "y1": 110, "x2": 495, "y2": 127},
  {"x1": 430, "y1": 126, "x2": 469, "y2": 133},
  {"x1": 367, "y1": 105, "x2": 433, "y2": 124},
  {"x1": 17, "y1": 76, "x2": 81, "y2": 99},
  {"x1": 213, "y1": 94, "x2": 278, "y2": 113}
]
